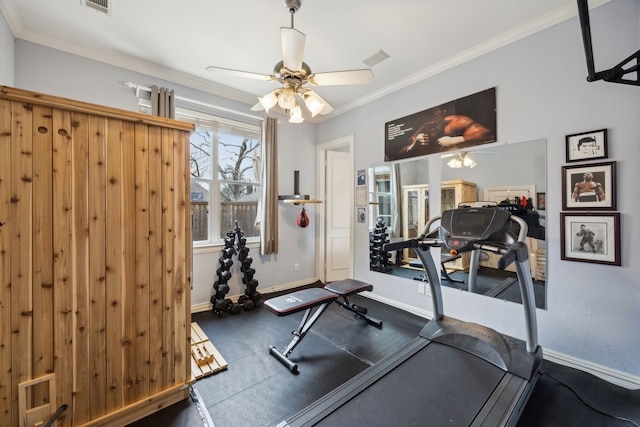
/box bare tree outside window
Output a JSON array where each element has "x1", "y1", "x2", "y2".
[{"x1": 218, "y1": 136, "x2": 260, "y2": 202}]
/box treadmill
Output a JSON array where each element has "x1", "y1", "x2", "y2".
[{"x1": 278, "y1": 206, "x2": 543, "y2": 427}]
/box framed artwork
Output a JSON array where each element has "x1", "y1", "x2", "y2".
[
  {"x1": 536, "y1": 192, "x2": 546, "y2": 210},
  {"x1": 562, "y1": 161, "x2": 616, "y2": 210},
  {"x1": 357, "y1": 169, "x2": 366, "y2": 186},
  {"x1": 565, "y1": 128, "x2": 608, "y2": 162},
  {"x1": 384, "y1": 88, "x2": 497, "y2": 162},
  {"x1": 560, "y1": 212, "x2": 620, "y2": 266}
]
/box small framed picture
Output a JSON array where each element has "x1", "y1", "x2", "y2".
[
  {"x1": 560, "y1": 212, "x2": 620, "y2": 266},
  {"x1": 565, "y1": 128, "x2": 608, "y2": 162},
  {"x1": 536, "y1": 192, "x2": 546, "y2": 210},
  {"x1": 357, "y1": 169, "x2": 366, "y2": 186},
  {"x1": 562, "y1": 161, "x2": 616, "y2": 210}
]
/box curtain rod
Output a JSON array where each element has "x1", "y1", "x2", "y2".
[{"x1": 123, "y1": 82, "x2": 264, "y2": 121}]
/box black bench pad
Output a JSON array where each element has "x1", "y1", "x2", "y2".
[
  {"x1": 324, "y1": 279, "x2": 373, "y2": 296},
  {"x1": 264, "y1": 288, "x2": 338, "y2": 316}
]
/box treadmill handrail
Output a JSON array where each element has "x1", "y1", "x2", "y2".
[{"x1": 409, "y1": 211, "x2": 539, "y2": 353}]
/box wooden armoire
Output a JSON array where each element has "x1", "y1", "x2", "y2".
[{"x1": 0, "y1": 86, "x2": 194, "y2": 426}]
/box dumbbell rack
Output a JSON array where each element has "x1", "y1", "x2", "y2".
[
  {"x1": 233, "y1": 221, "x2": 262, "y2": 310},
  {"x1": 210, "y1": 221, "x2": 262, "y2": 316},
  {"x1": 369, "y1": 217, "x2": 393, "y2": 273},
  {"x1": 211, "y1": 228, "x2": 241, "y2": 315}
]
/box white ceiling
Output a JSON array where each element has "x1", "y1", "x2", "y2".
[{"x1": 0, "y1": 0, "x2": 609, "y2": 122}]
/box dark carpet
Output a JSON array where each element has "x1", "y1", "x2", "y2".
[{"x1": 128, "y1": 284, "x2": 639, "y2": 427}]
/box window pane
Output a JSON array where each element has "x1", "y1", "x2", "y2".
[
  {"x1": 178, "y1": 106, "x2": 262, "y2": 244},
  {"x1": 190, "y1": 129, "x2": 213, "y2": 179},
  {"x1": 191, "y1": 180, "x2": 211, "y2": 242},
  {"x1": 219, "y1": 183, "x2": 260, "y2": 239},
  {"x1": 218, "y1": 135, "x2": 261, "y2": 184}
]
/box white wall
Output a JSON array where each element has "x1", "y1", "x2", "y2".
[
  {"x1": 318, "y1": 0, "x2": 640, "y2": 377},
  {"x1": 0, "y1": 8, "x2": 14, "y2": 85}
]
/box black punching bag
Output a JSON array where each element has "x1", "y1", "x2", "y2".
[{"x1": 297, "y1": 207, "x2": 309, "y2": 228}]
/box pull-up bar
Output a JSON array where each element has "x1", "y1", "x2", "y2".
[{"x1": 577, "y1": 0, "x2": 639, "y2": 86}]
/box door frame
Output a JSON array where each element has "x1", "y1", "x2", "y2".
[{"x1": 315, "y1": 135, "x2": 354, "y2": 283}]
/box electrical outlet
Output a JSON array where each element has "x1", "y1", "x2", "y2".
[
  {"x1": 294, "y1": 263, "x2": 300, "y2": 272},
  {"x1": 417, "y1": 282, "x2": 426, "y2": 295}
]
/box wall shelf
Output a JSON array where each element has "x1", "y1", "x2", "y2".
[{"x1": 279, "y1": 195, "x2": 322, "y2": 205}]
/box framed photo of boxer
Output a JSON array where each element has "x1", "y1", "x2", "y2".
[
  {"x1": 560, "y1": 212, "x2": 620, "y2": 266},
  {"x1": 562, "y1": 161, "x2": 616, "y2": 210},
  {"x1": 565, "y1": 128, "x2": 608, "y2": 162}
]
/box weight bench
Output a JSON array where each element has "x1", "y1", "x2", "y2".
[{"x1": 264, "y1": 279, "x2": 382, "y2": 373}]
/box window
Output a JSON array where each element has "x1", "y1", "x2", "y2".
[
  {"x1": 183, "y1": 111, "x2": 262, "y2": 245},
  {"x1": 368, "y1": 166, "x2": 393, "y2": 229}
]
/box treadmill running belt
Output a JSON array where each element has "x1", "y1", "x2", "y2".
[{"x1": 312, "y1": 342, "x2": 505, "y2": 426}]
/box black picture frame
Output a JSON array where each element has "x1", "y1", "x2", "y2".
[
  {"x1": 565, "y1": 128, "x2": 608, "y2": 162},
  {"x1": 562, "y1": 161, "x2": 616, "y2": 210},
  {"x1": 536, "y1": 192, "x2": 546, "y2": 210},
  {"x1": 560, "y1": 212, "x2": 621, "y2": 266}
]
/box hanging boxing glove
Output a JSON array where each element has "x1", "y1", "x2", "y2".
[{"x1": 297, "y1": 207, "x2": 309, "y2": 228}]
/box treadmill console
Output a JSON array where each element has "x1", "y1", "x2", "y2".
[{"x1": 440, "y1": 207, "x2": 511, "y2": 253}]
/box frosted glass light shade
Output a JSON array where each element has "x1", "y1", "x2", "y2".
[{"x1": 277, "y1": 87, "x2": 297, "y2": 110}]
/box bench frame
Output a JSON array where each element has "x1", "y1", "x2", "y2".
[{"x1": 265, "y1": 279, "x2": 382, "y2": 373}]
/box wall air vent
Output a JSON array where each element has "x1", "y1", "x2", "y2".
[{"x1": 81, "y1": 0, "x2": 110, "y2": 15}]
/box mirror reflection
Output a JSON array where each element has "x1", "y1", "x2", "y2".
[{"x1": 369, "y1": 139, "x2": 547, "y2": 309}]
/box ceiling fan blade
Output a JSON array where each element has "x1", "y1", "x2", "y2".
[
  {"x1": 281, "y1": 27, "x2": 305, "y2": 71},
  {"x1": 250, "y1": 101, "x2": 264, "y2": 112},
  {"x1": 311, "y1": 69, "x2": 374, "y2": 86},
  {"x1": 206, "y1": 66, "x2": 274, "y2": 81},
  {"x1": 305, "y1": 89, "x2": 334, "y2": 115}
]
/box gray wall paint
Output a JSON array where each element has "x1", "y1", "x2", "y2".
[
  {"x1": 8, "y1": 0, "x2": 640, "y2": 377},
  {"x1": 0, "y1": 9, "x2": 14, "y2": 85},
  {"x1": 318, "y1": 0, "x2": 640, "y2": 376}
]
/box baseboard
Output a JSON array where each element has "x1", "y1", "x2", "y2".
[
  {"x1": 363, "y1": 292, "x2": 433, "y2": 320},
  {"x1": 361, "y1": 293, "x2": 640, "y2": 390},
  {"x1": 191, "y1": 277, "x2": 321, "y2": 314},
  {"x1": 542, "y1": 348, "x2": 640, "y2": 389}
]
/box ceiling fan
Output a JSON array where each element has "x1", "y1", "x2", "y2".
[{"x1": 206, "y1": 0, "x2": 374, "y2": 123}]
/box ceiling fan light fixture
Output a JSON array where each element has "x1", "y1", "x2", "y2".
[
  {"x1": 278, "y1": 87, "x2": 297, "y2": 110},
  {"x1": 447, "y1": 157, "x2": 463, "y2": 169},
  {"x1": 288, "y1": 104, "x2": 304, "y2": 123},
  {"x1": 207, "y1": 0, "x2": 373, "y2": 124},
  {"x1": 447, "y1": 152, "x2": 477, "y2": 169},
  {"x1": 303, "y1": 93, "x2": 324, "y2": 117},
  {"x1": 258, "y1": 90, "x2": 279, "y2": 113},
  {"x1": 463, "y1": 156, "x2": 478, "y2": 168}
]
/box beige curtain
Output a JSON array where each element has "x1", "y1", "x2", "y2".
[
  {"x1": 260, "y1": 117, "x2": 278, "y2": 255},
  {"x1": 151, "y1": 85, "x2": 175, "y2": 119}
]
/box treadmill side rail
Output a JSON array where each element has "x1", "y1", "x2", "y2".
[{"x1": 471, "y1": 368, "x2": 541, "y2": 427}]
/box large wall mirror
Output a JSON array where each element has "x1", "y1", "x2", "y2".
[{"x1": 368, "y1": 139, "x2": 547, "y2": 309}]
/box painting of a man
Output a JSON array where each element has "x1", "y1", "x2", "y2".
[{"x1": 385, "y1": 88, "x2": 496, "y2": 161}]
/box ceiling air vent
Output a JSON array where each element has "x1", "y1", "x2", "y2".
[
  {"x1": 363, "y1": 50, "x2": 390, "y2": 68},
  {"x1": 81, "y1": 0, "x2": 110, "y2": 15}
]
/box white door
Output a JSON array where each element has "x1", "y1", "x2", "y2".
[{"x1": 325, "y1": 150, "x2": 352, "y2": 282}]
